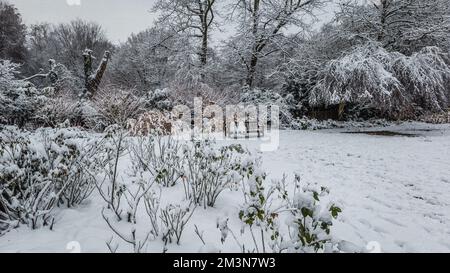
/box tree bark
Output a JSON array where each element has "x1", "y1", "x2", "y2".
[{"x1": 83, "y1": 49, "x2": 110, "y2": 98}]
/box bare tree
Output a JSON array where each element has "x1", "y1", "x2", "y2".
[
  {"x1": 336, "y1": 0, "x2": 450, "y2": 54},
  {"x1": 26, "y1": 19, "x2": 113, "y2": 82},
  {"x1": 153, "y1": 0, "x2": 217, "y2": 77},
  {"x1": 228, "y1": 0, "x2": 325, "y2": 88},
  {"x1": 109, "y1": 27, "x2": 178, "y2": 91}
]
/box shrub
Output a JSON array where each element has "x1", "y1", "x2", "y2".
[
  {"x1": 34, "y1": 96, "x2": 78, "y2": 128},
  {"x1": 0, "y1": 127, "x2": 56, "y2": 231},
  {"x1": 181, "y1": 140, "x2": 255, "y2": 208},
  {"x1": 160, "y1": 203, "x2": 196, "y2": 245},
  {"x1": 273, "y1": 174, "x2": 342, "y2": 253},
  {"x1": 240, "y1": 87, "x2": 293, "y2": 126},
  {"x1": 130, "y1": 135, "x2": 182, "y2": 187},
  {"x1": 127, "y1": 111, "x2": 173, "y2": 136},
  {"x1": 40, "y1": 128, "x2": 100, "y2": 207},
  {"x1": 0, "y1": 60, "x2": 44, "y2": 127},
  {"x1": 145, "y1": 88, "x2": 173, "y2": 111},
  {"x1": 235, "y1": 172, "x2": 342, "y2": 253},
  {"x1": 89, "y1": 87, "x2": 146, "y2": 131},
  {"x1": 0, "y1": 126, "x2": 101, "y2": 233}
]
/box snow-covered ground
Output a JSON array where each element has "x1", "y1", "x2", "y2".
[{"x1": 1, "y1": 122, "x2": 449, "y2": 253}]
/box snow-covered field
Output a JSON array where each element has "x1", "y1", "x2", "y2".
[{"x1": 1, "y1": 122, "x2": 449, "y2": 253}]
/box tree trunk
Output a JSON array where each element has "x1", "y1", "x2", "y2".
[
  {"x1": 200, "y1": 30, "x2": 208, "y2": 67},
  {"x1": 200, "y1": 29, "x2": 208, "y2": 81},
  {"x1": 377, "y1": 0, "x2": 389, "y2": 42},
  {"x1": 82, "y1": 49, "x2": 110, "y2": 98},
  {"x1": 246, "y1": 52, "x2": 259, "y2": 88},
  {"x1": 246, "y1": 0, "x2": 261, "y2": 88}
]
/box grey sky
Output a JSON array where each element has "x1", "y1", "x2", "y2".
[
  {"x1": 9, "y1": 0, "x2": 157, "y2": 43},
  {"x1": 9, "y1": 0, "x2": 338, "y2": 44}
]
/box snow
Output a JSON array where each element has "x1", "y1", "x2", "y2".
[
  {"x1": 1, "y1": 122, "x2": 450, "y2": 253},
  {"x1": 309, "y1": 43, "x2": 450, "y2": 116},
  {"x1": 255, "y1": 123, "x2": 450, "y2": 252}
]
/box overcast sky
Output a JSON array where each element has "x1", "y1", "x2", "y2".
[
  {"x1": 9, "y1": 0, "x2": 338, "y2": 44},
  {"x1": 9, "y1": 0, "x2": 157, "y2": 43}
]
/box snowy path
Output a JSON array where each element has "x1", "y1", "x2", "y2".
[{"x1": 1, "y1": 123, "x2": 449, "y2": 253}]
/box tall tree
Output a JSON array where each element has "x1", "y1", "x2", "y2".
[
  {"x1": 0, "y1": 2, "x2": 27, "y2": 63},
  {"x1": 336, "y1": 0, "x2": 450, "y2": 54},
  {"x1": 153, "y1": 0, "x2": 217, "y2": 76},
  {"x1": 227, "y1": 0, "x2": 325, "y2": 88},
  {"x1": 26, "y1": 19, "x2": 113, "y2": 80},
  {"x1": 110, "y1": 26, "x2": 202, "y2": 92}
]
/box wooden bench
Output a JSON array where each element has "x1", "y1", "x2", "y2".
[{"x1": 225, "y1": 120, "x2": 265, "y2": 139}]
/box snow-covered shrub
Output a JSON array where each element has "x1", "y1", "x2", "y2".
[
  {"x1": 239, "y1": 170, "x2": 269, "y2": 228},
  {"x1": 272, "y1": 174, "x2": 341, "y2": 253},
  {"x1": 143, "y1": 189, "x2": 162, "y2": 237},
  {"x1": 288, "y1": 117, "x2": 389, "y2": 130},
  {"x1": 34, "y1": 96, "x2": 78, "y2": 128},
  {"x1": 129, "y1": 135, "x2": 182, "y2": 187},
  {"x1": 101, "y1": 164, "x2": 157, "y2": 252},
  {"x1": 46, "y1": 60, "x2": 80, "y2": 93},
  {"x1": 240, "y1": 87, "x2": 293, "y2": 126},
  {"x1": 420, "y1": 111, "x2": 450, "y2": 124},
  {"x1": 102, "y1": 171, "x2": 194, "y2": 250},
  {"x1": 94, "y1": 127, "x2": 129, "y2": 221},
  {"x1": 102, "y1": 172, "x2": 193, "y2": 251},
  {"x1": 310, "y1": 43, "x2": 450, "y2": 119},
  {"x1": 102, "y1": 207, "x2": 153, "y2": 253},
  {"x1": 160, "y1": 203, "x2": 196, "y2": 245},
  {"x1": 289, "y1": 117, "x2": 344, "y2": 130},
  {"x1": 90, "y1": 88, "x2": 146, "y2": 130},
  {"x1": 216, "y1": 217, "x2": 246, "y2": 252},
  {"x1": 0, "y1": 126, "x2": 100, "y2": 233},
  {"x1": 123, "y1": 168, "x2": 158, "y2": 225},
  {"x1": 127, "y1": 111, "x2": 173, "y2": 136},
  {"x1": 0, "y1": 60, "x2": 44, "y2": 127},
  {"x1": 101, "y1": 135, "x2": 162, "y2": 252},
  {"x1": 234, "y1": 172, "x2": 342, "y2": 253},
  {"x1": 0, "y1": 60, "x2": 20, "y2": 91},
  {"x1": 69, "y1": 100, "x2": 99, "y2": 128},
  {"x1": 40, "y1": 128, "x2": 100, "y2": 208},
  {"x1": 25, "y1": 59, "x2": 80, "y2": 94},
  {"x1": 181, "y1": 140, "x2": 254, "y2": 208},
  {"x1": 0, "y1": 127, "x2": 56, "y2": 231},
  {"x1": 103, "y1": 200, "x2": 195, "y2": 252},
  {"x1": 145, "y1": 88, "x2": 173, "y2": 111},
  {"x1": 238, "y1": 167, "x2": 276, "y2": 253}
]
